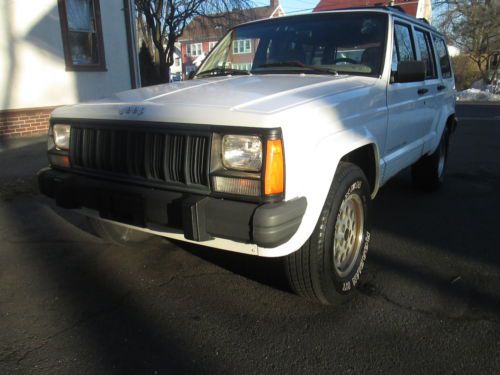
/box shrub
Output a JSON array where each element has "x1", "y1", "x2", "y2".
[
  {"x1": 139, "y1": 41, "x2": 161, "y2": 86},
  {"x1": 451, "y1": 55, "x2": 482, "y2": 91}
]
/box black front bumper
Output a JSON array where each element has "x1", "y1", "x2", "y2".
[{"x1": 38, "y1": 168, "x2": 307, "y2": 248}]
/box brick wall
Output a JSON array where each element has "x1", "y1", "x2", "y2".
[{"x1": 0, "y1": 107, "x2": 55, "y2": 138}]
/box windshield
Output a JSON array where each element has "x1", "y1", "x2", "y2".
[{"x1": 196, "y1": 12, "x2": 388, "y2": 78}]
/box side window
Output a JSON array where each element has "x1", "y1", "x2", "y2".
[
  {"x1": 433, "y1": 36, "x2": 452, "y2": 78},
  {"x1": 57, "y1": 0, "x2": 106, "y2": 71},
  {"x1": 393, "y1": 23, "x2": 416, "y2": 71},
  {"x1": 415, "y1": 29, "x2": 437, "y2": 79}
]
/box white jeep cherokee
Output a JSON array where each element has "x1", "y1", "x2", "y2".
[{"x1": 39, "y1": 8, "x2": 456, "y2": 304}]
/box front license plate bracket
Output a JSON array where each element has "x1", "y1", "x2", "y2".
[{"x1": 99, "y1": 190, "x2": 145, "y2": 227}]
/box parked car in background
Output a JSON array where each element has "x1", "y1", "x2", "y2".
[
  {"x1": 171, "y1": 72, "x2": 182, "y2": 82},
  {"x1": 38, "y1": 7, "x2": 456, "y2": 304}
]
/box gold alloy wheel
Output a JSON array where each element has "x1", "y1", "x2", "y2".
[{"x1": 333, "y1": 193, "x2": 364, "y2": 278}]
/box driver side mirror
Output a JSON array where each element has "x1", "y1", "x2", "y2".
[{"x1": 395, "y1": 61, "x2": 426, "y2": 83}]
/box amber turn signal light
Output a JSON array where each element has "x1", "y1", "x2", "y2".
[
  {"x1": 264, "y1": 139, "x2": 284, "y2": 195},
  {"x1": 49, "y1": 154, "x2": 70, "y2": 168}
]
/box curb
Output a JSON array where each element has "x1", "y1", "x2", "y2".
[{"x1": 456, "y1": 101, "x2": 500, "y2": 106}]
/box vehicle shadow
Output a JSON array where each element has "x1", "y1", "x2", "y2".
[
  {"x1": 0, "y1": 195, "x2": 227, "y2": 374},
  {"x1": 43, "y1": 198, "x2": 293, "y2": 295},
  {"x1": 173, "y1": 240, "x2": 292, "y2": 294},
  {"x1": 363, "y1": 142, "x2": 500, "y2": 320}
]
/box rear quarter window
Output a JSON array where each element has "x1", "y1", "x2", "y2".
[{"x1": 433, "y1": 36, "x2": 452, "y2": 78}]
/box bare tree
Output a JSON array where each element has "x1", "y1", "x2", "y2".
[
  {"x1": 135, "y1": 0, "x2": 254, "y2": 83},
  {"x1": 435, "y1": 0, "x2": 499, "y2": 84}
]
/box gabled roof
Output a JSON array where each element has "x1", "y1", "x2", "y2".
[{"x1": 179, "y1": 3, "x2": 282, "y2": 42}]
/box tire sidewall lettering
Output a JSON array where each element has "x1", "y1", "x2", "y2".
[
  {"x1": 341, "y1": 231, "x2": 370, "y2": 292},
  {"x1": 336, "y1": 180, "x2": 370, "y2": 294}
]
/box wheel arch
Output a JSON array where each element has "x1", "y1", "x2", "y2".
[
  {"x1": 446, "y1": 113, "x2": 457, "y2": 134},
  {"x1": 340, "y1": 143, "x2": 380, "y2": 199},
  {"x1": 258, "y1": 134, "x2": 381, "y2": 257}
]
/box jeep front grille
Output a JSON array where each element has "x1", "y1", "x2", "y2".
[{"x1": 69, "y1": 126, "x2": 211, "y2": 190}]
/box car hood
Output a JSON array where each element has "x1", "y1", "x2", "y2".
[{"x1": 52, "y1": 75, "x2": 377, "y2": 126}]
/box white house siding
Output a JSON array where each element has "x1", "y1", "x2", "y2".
[{"x1": 0, "y1": 0, "x2": 135, "y2": 137}]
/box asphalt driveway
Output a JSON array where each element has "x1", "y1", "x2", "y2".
[{"x1": 0, "y1": 104, "x2": 499, "y2": 374}]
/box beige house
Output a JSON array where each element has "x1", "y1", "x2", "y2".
[{"x1": 0, "y1": 0, "x2": 140, "y2": 138}]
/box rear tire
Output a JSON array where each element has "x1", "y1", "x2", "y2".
[
  {"x1": 88, "y1": 217, "x2": 155, "y2": 246},
  {"x1": 285, "y1": 162, "x2": 372, "y2": 305},
  {"x1": 411, "y1": 128, "x2": 449, "y2": 191}
]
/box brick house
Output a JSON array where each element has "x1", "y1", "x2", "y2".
[
  {"x1": 313, "y1": 0, "x2": 432, "y2": 20},
  {"x1": 0, "y1": 0, "x2": 140, "y2": 139},
  {"x1": 179, "y1": 0, "x2": 285, "y2": 79}
]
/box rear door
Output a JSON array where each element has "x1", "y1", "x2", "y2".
[
  {"x1": 431, "y1": 34, "x2": 455, "y2": 146},
  {"x1": 413, "y1": 27, "x2": 440, "y2": 154}
]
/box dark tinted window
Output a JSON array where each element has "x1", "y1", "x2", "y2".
[
  {"x1": 393, "y1": 23, "x2": 415, "y2": 65},
  {"x1": 433, "y1": 36, "x2": 452, "y2": 78},
  {"x1": 415, "y1": 29, "x2": 436, "y2": 79}
]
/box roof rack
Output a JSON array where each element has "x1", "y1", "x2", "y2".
[
  {"x1": 314, "y1": 5, "x2": 439, "y2": 33},
  {"x1": 387, "y1": 6, "x2": 406, "y2": 14},
  {"x1": 330, "y1": 6, "x2": 407, "y2": 14}
]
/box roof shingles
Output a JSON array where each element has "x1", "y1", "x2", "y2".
[{"x1": 179, "y1": 4, "x2": 280, "y2": 42}]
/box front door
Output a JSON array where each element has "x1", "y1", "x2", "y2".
[{"x1": 384, "y1": 21, "x2": 427, "y2": 182}]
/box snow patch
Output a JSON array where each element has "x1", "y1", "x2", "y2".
[{"x1": 457, "y1": 88, "x2": 500, "y2": 102}]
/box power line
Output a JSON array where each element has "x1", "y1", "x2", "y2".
[
  {"x1": 249, "y1": 0, "x2": 315, "y2": 14},
  {"x1": 285, "y1": 7, "x2": 315, "y2": 14}
]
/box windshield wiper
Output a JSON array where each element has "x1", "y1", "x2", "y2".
[
  {"x1": 255, "y1": 61, "x2": 338, "y2": 75},
  {"x1": 196, "y1": 67, "x2": 251, "y2": 78}
]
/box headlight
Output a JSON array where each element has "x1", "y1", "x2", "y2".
[
  {"x1": 53, "y1": 124, "x2": 71, "y2": 150},
  {"x1": 222, "y1": 135, "x2": 262, "y2": 172}
]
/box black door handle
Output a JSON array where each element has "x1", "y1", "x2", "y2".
[
  {"x1": 418, "y1": 88, "x2": 428, "y2": 95},
  {"x1": 437, "y1": 84, "x2": 446, "y2": 91}
]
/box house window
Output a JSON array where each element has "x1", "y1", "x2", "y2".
[
  {"x1": 208, "y1": 41, "x2": 217, "y2": 51},
  {"x1": 232, "y1": 39, "x2": 252, "y2": 54},
  {"x1": 232, "y1": 63, "x2": 252, "y2": 71},
  {"x1": 58, "y1": 0, "x2": 106, "y2": 71},
  {"x1": 187, "y1": 43, "x2": 203, "y2": 56}
]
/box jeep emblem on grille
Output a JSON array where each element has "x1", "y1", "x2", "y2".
[{"x1": 119, "y1": 106, "x2": 145, "y2": 116}]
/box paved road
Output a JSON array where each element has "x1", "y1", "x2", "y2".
[{"x1": 0, "y1": 104, "x2": 499, "y2": 374}]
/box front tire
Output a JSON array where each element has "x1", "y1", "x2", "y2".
[{"x1": 285, "y1": 162, "x2": 371, "y2": 305}]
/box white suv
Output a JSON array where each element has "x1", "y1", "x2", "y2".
[{"x1": 39, "y1": 7, "x2": 456, "y2": 304}]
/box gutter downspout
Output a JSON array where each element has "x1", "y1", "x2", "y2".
[{"x1": 123, "y1": 0, "x2": 141, "y2": 88}]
